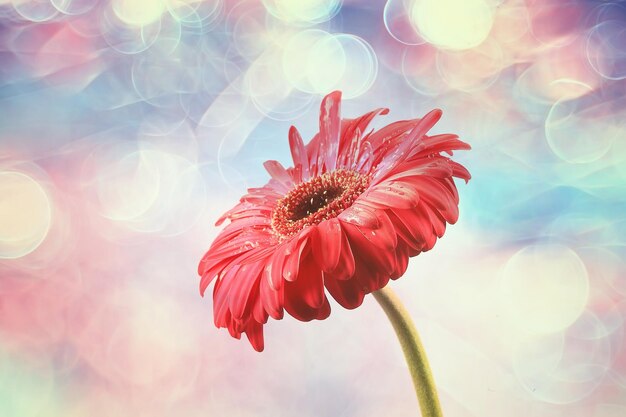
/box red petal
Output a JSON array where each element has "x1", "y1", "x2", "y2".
[
  {"x1": 253, "y1": 296, "x2": 269, "y2": 324},
  {"x1": 264, "y1": 160, "x2": 294, "y2": 190},
  {"x1": 353, "y1": 252, "x2": 388, "y2": 293},
  {"x1": 284, "y1": 255, "x2": 328, "y2": 319},
  {"x1": 283, "y1": 235, "x2": 309, "y2": 281},
  {"x1": 342, "y1": 221, "x2": 396, "y2": 276},
  {"x1": 199, "y1": 256, "x2": 231, "y2": 296},
  {"x1": 421, "y1": 201, "x2": 447, "y2": 238},
  {"x1": 213, "y1": 266, "x2": 238, "y2": 327},
  {"x1": 331, "y1": 227, "x2": 356, "y2": 280},
  {"x1": 414, "y1": 133, "x2": 471, "y2": 157},
  {"x1": 355, "y1": 210, "x2": 398, "y2": 251},
  {"x1": 311, "y1": 219, "x2": 342, "y2": 272},
  {"x1": 289, "y1": 126, "x2": 310, "y2": 181},
  {"x1": 386, "y1": 209, "x2": 423, "y2": 252},
  {"x1": 339, "y1": 108, "x2": 389, "y2": 169},
  {"x1": 391, "y1": 206, "x2": 437, "y2": 251},
  {"x1": 391, "y1": 241, "x2": 411, "y2": 279},
  {"x1": 245, "y1": 320, "x2": 265, "y2": 352},
  {"x1": 260, "y1": 271, "x2": 284, "y2": 320},
  {"x1": 294, "y1": 254, "x2": 325, "y2": 308},
  {"x1": 372, "y1": 109, "x2": 443, "y2": 181},
  {"x1": 364, "y1": 119, "x2": 417, "y2": 155},
  {"x1": 229, "y1": 261, "x2": 264, "y2": 320},
  {"x1": 411, "y1": 176, "x2": 459, "y2": 223},
  {"x1": 267, "y1": 243, "x2": 290, "y2": 290},
  {"x1": 383, "y1": 159, "x2": 453, "y2": 183},
  {"x1": 338, "y1": 202, "x2": 380, "y2": 228},
  {"x1": 318, "y1": 91, "x2": 342, "y2": 172},
  {"x1": 324, "y1": 272, "x2": 365, "y2": 309},
  {"x1": 364, "y1": 181, "x2": 420, "y2": 209},
  {"x1": 450, "y1": 160, "x2": 471, "y2": 183}
]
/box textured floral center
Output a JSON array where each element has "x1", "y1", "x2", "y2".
[{"x1": 272, "y1": 169, "x2": 370, "y2": 238}]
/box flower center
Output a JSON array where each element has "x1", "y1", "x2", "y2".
[{"x1": 271, "y1": 169, "x2": 370, "y2": 238}]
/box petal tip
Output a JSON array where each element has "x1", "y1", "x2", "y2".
[
  {"x1": 429, "y1": 108, "x2": 443, "y2": 121},
  {"x1": 325, "y1": 90, "x2": 342, "y2": 101}
]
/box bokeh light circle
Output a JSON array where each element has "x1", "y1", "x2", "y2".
[
  {"x1": 0, "y1": 351, "x2": 55, "y2": 417},
  {"x1": 586, "y1": 20, "x2": 626, "y2": 81},
  {"x1": 262, "y1": 0, "x2": 341, "y2": 26},
  {"x1": 435, "y1": 39, "x2": 503, "y2": 92},
  {"x1": 11, "y1": 0, "x2": 59, "y2": 22},
  {"x1": 100, "y1": 3, "x2": 162, "y2": 55},
  {"x1": 401, "y1": 45, "x2": 449, "y2": 96},
  {"x1": 282, "y1": 31, "x2": 376, "y2": 98},
  {"x1": 111, "y1": 0, "x2": 166, "y2": 27},
  {"x1": 513, "y1": 311, "x2": 611, "y2": 404},
  {"x1": 545, "y1": 92, "x2": 621, "y2": 164},
  {"x1": 383, "y1": 0, "x2": 426, "y2": 45},
  {"x1": 283, "y1": 29, "x2": 345, "y2": 95},
  {"x1": 166, "y1": 0, "x2": 222, "y2": 29},
  {"x1": 330, "y1": 34, "x2": 378, "y2": 99},
  {"x1": 149, "y1": 12, "x2": 183, "y2": 55},
  {"x1": 95, "y1": 148, "x2": 206, "y2": 236},
  {"x1": 105, "y1": 289, "x2": 200, "y2": 388},
  {"x1": 0, "y1": 171, "x2": 52, "y2": 259},
  {"x1": 245, "y1": 48, "x2": 315, "y2": 121},
  {"x1": 230, "y1": 2, "x2": 271, "y2": 60},
  {"x1": 50, "y1": 0, "x2": 96, "y2": 15},
  {"x1": 500, "y1": 244, "x2": 589, "y2": 335},
  {"x1": 131, "y1": 45, "x2": 202, "y2": 108},
  {"x1": 411, "y1": 0, "x2": 494, "y2": 50}
]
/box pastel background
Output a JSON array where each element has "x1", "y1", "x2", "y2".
[{"x1": 1, "y1": 0, "x2": 625, "y2": 416}]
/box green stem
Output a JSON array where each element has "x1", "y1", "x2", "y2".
[{"x1": 373, "y1": 286, "x2": 443, "y2": 417}]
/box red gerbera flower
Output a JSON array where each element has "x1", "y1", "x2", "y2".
[{"x1": 198, "y1": 91, "x2": 470, "y2": 351}]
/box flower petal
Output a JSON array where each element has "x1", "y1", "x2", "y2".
[
  {"x1": 338, "y1": 202, "x2": 380, "y2": 228},
  {"x1": 253, "y1": 295, "x2": 269, "y2": 325},
  {"x1": 390, "y1": 205, "x2": 437, "y2": 251},
  {"x1": 229, "y1": 261, "x2": 264, "y2": 320},
  {"x1": 324, "y1": 272, "x2": 365, "y2": 309},
  {"x1": 421, "y1": 200, "x2": 447, "y2": 238},
  {"x1": 391, "y1": 241, "x2": 411, "y2": 280},
  {"x1": 311, "y1": 219, "x2": 343, "y2": 272},
  {"x1": 260, "y1": 271, "x2": 284, "y2": 320},
  {"x1": 283, "y1": 235, "x2": 310, "y2": 281},
  {"x1": 364, "y1": 119, "x2": 417, "y2": 155},
  {"x1": 338, "y1": 108, "x2": 389, "y2": 169},
  {"x1": 284, "y1": 258, "x2": 330, "y2": 321},
  {"x1": 264, "y1": 160, "x2": 294, "y2": 190},
  {"x1": 245, "y1": 320, "x2": 265, "y2": 352},
  {"x1": 363, "y1": 181, "x2": 420, "y2": 209},
  {"x1": 342, "y1": 221, "x2": 396, "y2": 276},
  {"x1": 318, "y1": 90, "x2": 342, "y2": 172},
  {"x1": 450, "y1": 160, "x2": 471, "y2": 183},
  {"x1": 267, "y1": 243, "x2": 290, "y2": 290},
  {"x1": 414, "y1": 133, "x2": 471, "y2": 158},
  {"x1": 373, "y1": 109, "x2": 443, "y2": 181},
  {"x1": 331, "y1": 227, "x2": 356, "y2": 280},
  {"x1": 410, "y1": 176, "x2": 459, "y2": 223},
  {"x1": 289, "y1": 126, "x2": 310, "y2": 181}
]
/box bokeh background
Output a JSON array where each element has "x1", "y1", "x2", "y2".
[{"x1": 1, "y1": 0, "x2": 626, "y2": 416}]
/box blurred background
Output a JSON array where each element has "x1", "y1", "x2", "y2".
[{"x1": 1, "y1": 0, "x2": 626, "y2": 416}]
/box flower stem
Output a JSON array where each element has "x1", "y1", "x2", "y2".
[{"x1": 372, "y1": 286, "x2": 443, "y2": 417}]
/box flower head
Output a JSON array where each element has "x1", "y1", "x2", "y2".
[{"x1": 198, "y1": 91, "x2": 471, "y2": 351}]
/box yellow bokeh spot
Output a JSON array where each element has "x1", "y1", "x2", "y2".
[
  {"x1": 412, "y1": 0, "x2": 494, "y2": 50},
  {"x1": 0, "y1": 171, "x2": 52, "y2": 259},
  {"x1": 112, "y1": 0, "x2": 166, "y2": 26},
  {"x1": 263, "y1": 0, "x2": 340, "y2": 25},
  {"x1": 500, "y1": 244, "x2": 589, "y2": 335}
]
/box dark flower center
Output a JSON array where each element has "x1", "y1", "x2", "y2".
[
  {"x1": 272, "y1": 169, "x2": 370, "y2": 238},
  {"x1": 288, "y1": 186, "x2": 344, "y2": 221}
]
